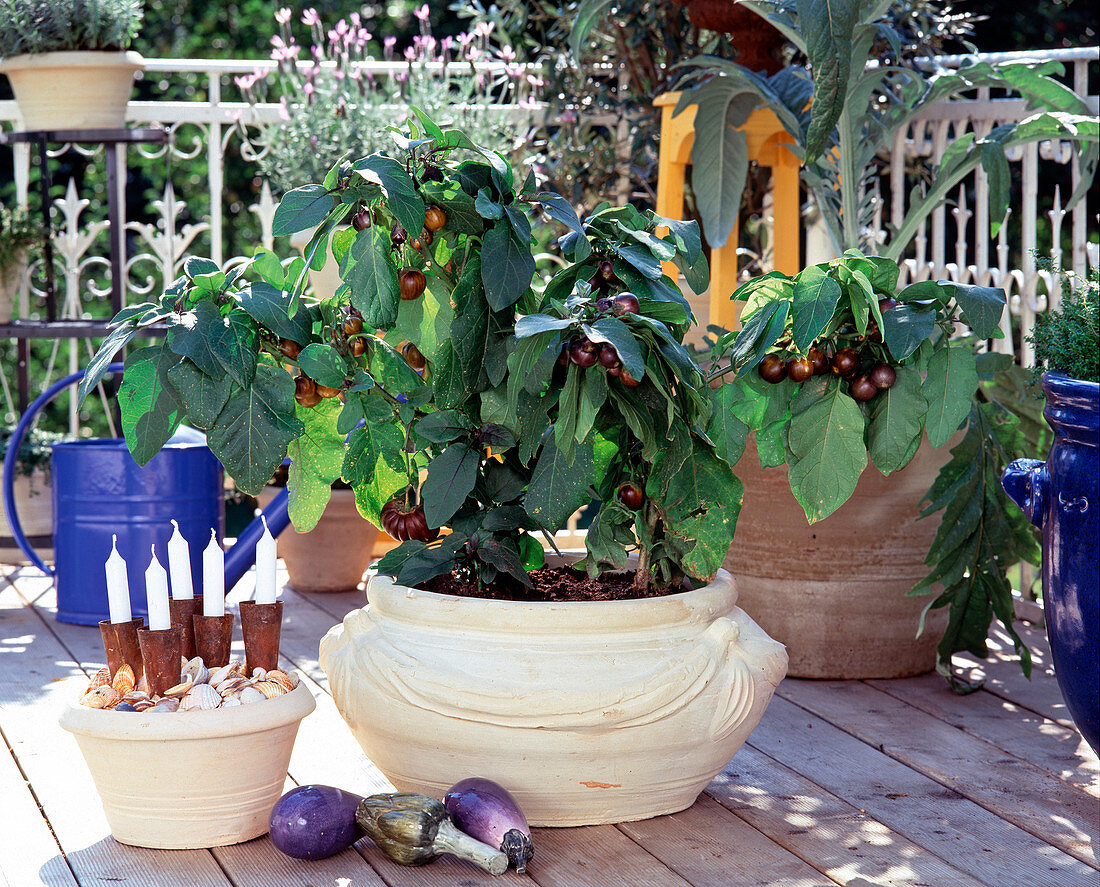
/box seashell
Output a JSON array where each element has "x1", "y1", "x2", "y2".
[
  {"x1": 179, "y1": 683, "x2": 221, "y2": 711},
  {"x1": 111, "y1": 664, "x2": 135, "y2": 694},
  {"x1": 220, "y1": 696, "x2": 242, "y2": 708},
  {"x1": 265, "y1": 670, "x2": 297, "y2": 692},
  {"x1": 251, "y1": 667, "x2": 268, "y2": 680},
  {"x1": 121, "y1": 690, "x2": 151, "y2": 704},
  {"x1": 216, "y1": 676, "x2": 249, "y2": 697},
  {"x1": 164, "y1": 678, "x2": 194, "y2": 698},
  {"x1": 208, "y1": 660, "x2": 243, "y2": 686},
  {"x1": 80, "y1": 686, "x2": 122, "y2": 709},
  {"x1": 237, "y1": 686, "x2": 265, "y2": 705},
  {"x1": 88, "y1": 667, "x2": 111, "y2": 691},
  {"x1": 114, "y1": 702, "x2": 138, "y2": 712},
  {"x1": 181, "y1": 657, "x2": 210, "y2": 685},
  {"x1": 155, "y1": 696, "x2": 180, "y2": 712},
  {"x1": 251, "y1": 680, "x2": 287, "y2": 700},
  {"x1": 132, "y1": 699, "x2": 155, "y2": 711},
  {"x1": 136, "y1": 674, "x2": 150, "y2": 695}
]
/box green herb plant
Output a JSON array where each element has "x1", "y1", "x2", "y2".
[
  {"x1": 0, "y1": 426, "x2": 71, "y2": 479},
  {"x1": 80, "y1": 112, "x2": 740, "y2": 597},
  {"x1": 1028, "y1": 264, "x2": 1099, "y2": 384},
  {"x1": 706, "y1": 252, "x2": 1039, "y2": 688},
  {"x1": 0, "y1": 0, "x2": 143, "y2": 57}
]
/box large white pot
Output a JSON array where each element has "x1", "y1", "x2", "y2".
[
  {"x1": 0, "y1": 466, "x2": 53, "y2": 564},
  {"x1": 59, "y1": 682, "x2": 315, "y2": 849},
  {"x1": 319, "y1": 568, "x2": 787, "y2": 826},
  {"x1": 0, "y1": 51, "x2": 143, "y2": 131}
]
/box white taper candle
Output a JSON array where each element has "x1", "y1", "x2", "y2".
[
  {"x1": 203, "y1": 529, "x2": 225, "y2": 617},
  {"x1": 105, "y1": 535, "x2": 131, "y2": 624},
  {"x1": 167, "y1": 519, "x2": 194, "y2": 601},
  {"x1": 255, "y1": 515, "x2": 277, "y2": 605},
  {"x1": 145, "y1": 545, "x2": 171, "y2": 631}
]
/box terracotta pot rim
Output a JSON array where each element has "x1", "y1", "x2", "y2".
[
  {"x1": 0, "y1": 50, "x2": 144, "y2": 72},
  {"x1": 58, "y1": 681, "x2": 315, "y2": 741},
  {"x1": 366, "y1": 567, "x2": 738, "y2": 633}
]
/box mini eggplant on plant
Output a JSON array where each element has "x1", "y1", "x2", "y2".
[
  {"x1": 355, "y1": 793, "x2": 508, "y2": 875},
  {"x1": 444, "y1": 777, "x2": 534, "y2": 874}
]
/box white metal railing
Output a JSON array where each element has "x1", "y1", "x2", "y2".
[{"x1": 1, "y1": 48, "x2": 1097, "y2": 421}]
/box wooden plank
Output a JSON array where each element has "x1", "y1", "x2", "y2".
[
  {"x1": 0, "y1": 584, "x2": 231, "y2": 887},
  {"x1": 0, "y1": 729, "x2": 79, "y2": 887},
  {"x1": 749, "y1": 695, "x2": 1095, "y2": 886},
  {"x1": 211, "y1": 841, "x2": 388, "y2": 887},
  {"x1": 777, "y1": 679, "x2": 1098, "y2": 867},
  {"x1": 706, "y1": 745, "x2": 991, "y2": 887},
  {"x1": 618, "y1": 794, "x2": 837, "y2": 887},
  {"x1": 525, "y1": 825, "x2": 695, "y2": 887},
  {"x1": 868, "y1": 673, "x2": 1099, "y2": 799},
  {"x1": 952, "y1": 623, "x2": 1073, "y2": 727}
]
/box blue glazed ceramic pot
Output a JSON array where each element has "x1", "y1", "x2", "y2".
[{"x1": 1002, "y1": 372, "x2": 1099, "y2": 752}]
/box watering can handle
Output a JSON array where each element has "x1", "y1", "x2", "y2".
[
  {"x1": 1, "y1": 363, "x2": 293, "y2": 584},
  {"x1": 2, "y1": 364, "x2": 126, "y2": 576}
]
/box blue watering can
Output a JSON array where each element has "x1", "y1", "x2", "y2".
[{"x1": 2, "y1": 363, "x2": 291, "y2": 625}]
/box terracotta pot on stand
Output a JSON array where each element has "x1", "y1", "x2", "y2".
[
  {"x1": 257, "y1": 486, "x2": 379, "y2": 592},
  {"x1": 685, "y1": 0, "x2": 786, "y2": 75},
  {"x1": 725, "y1": 436, "x2": 950, "y2": 679}
]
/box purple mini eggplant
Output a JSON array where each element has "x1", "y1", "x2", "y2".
[
  {"x1": 269, "y1": 784, "x2": 364, "y2": 860},
  {"x1": 444, "y1": 777, "x2": 534, "y2": 873}
]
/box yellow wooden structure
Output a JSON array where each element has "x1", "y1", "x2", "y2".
[{"x1": 654, "y1": 92, "x2": 802, "y2": 331}]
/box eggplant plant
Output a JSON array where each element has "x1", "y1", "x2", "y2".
[
  {"x1": 706, "y1": 252, "x2": 1041, "y2": 687},
  {"x1": 79, "y1": 111, "x2": 740, "y2": 597}
]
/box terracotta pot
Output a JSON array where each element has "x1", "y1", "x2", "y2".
[
  {"x1": 319, "y1": 564, "x2": 788, "y2": 826},
  {"x1": 685, "y1": 1, "x2": 785, "y2": 75},
  {"x1": 258, "y1": 487, "x2": 378, "y2": 592},
  {"x1": 0, "y1": 466, "x2": 53, "y2": 564},
  {"x1": 289, "y1": 224, "x2": 345, "y2": 300},
  {"x1": 58, "y1": 682, "x2": 315, "y2": 849},
  {"x1": 726, "y1": 437, "x2": 950, "y2": 679},
  {"x1": 0, "y1": 51, "x2": 143, "y2": 131},
  {"x1": 0, "y1": 247, "x2": 26, "y2": 323}
]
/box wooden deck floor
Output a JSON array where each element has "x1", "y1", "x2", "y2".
[{"x1": 1, "y1": 562, "x2": 1097, "y2": 887}]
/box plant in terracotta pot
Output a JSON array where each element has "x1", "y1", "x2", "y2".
[
  {"x1": 0, "y1": 203, "x2": 45, "y2": 323},
  {"x1": 0, "y1": 0, "x2": 145, "y2": 132},
  {"x1": 80, "y1": 112, "x2": 788, "y2": 827},
  {"x1": 1003, "y1": 266, "x2": 1098, "y2": 751},
  {"x1": 704, "y1": 252, "x2": 1041, "y2": 687},
  {"x1": 257, "y1": 462, "x2": 379, "y2": 593}
]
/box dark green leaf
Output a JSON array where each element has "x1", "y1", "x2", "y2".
[
  {"x1": 791, "y1": 264, "x2": 843, "y2": 350},
  {"x1": 881, "y1": 303, "x2": 937, "y2": 361},
  {"x1": 206, "y1": 365, "x2": 303, "y2": 495},
  {"x1": 481, "y1": 224, "x2": 535, "y2": 311},
  {"x1": 707, "y1": 384, "x2": 752, "y2": 466},
  {"x1": 515, "y1": 314, "x2": 575, "y2": 337},
  {"x1": 537, "y1": 191, "x2": 593, "y2": 262},
  {"x1": 167, "y1": 300, "x2": 223, "y2": 376},
  {"x1": 949, "y1": 282, "x2": 1007, "y2": 340},
  {"x1": 343, "y1": 418, "x2": 407, "y2": 525},
  {"x1": 416, "y1": 409, "x2": 474, "y2": 444},
  {"x1": 78, "y1": 320, "x2": 140, "y2": 405},
  {"x1": 422, "y1": 444, "x2": 480, "y2": 528},
  {"x1": 272, "y1": 184, "x2": 334, "y2": 236},
  {"x1": 353, "y1": 155, "x2": 425, "y2": 235},
  {"x1": 419, "y1": 179, "x2": 484, "y2": 234},
  {"x1": 165, "y1": 359, "x2": 231, "y2": 430},
  {"x1": 525, "y1": 437, "x2": 594, "y2": 531},
  {"x1": 239, "y1": 281, "x2": 314, "y2": 343},
  {"x1": 585, "y1": 316, "x2": 645, "y2": 379},
  {"x1": 287, "y1": 398, "x2": 344, "y2": 532},
  {"x1": 868, "y1": 367, "x2": 926, "y2": 475},
  {"x1": 923, "y1": 345, "x2": 979, "y2": 448},
  {"x1": 342, "y1": 225, "x2": 400, "y2": 328},
  {"x1": 297, "y1": 343, "x2": 347, "y2": 389},
  {"x1": 215, "y1": 309, "x2": 259, "y2": 388},
  {"x1": 118, "y1": 346, "x2": 184, "y2": 466}
]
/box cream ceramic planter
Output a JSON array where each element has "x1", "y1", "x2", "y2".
[
  {"x1": 0, "y1": 51, "x2": 143, "y2": 131},
  {"x1": 319, "y1": 568, "x2": 788, "y2": 826},
  {"x1": 59, "y1": 683, "x2": 315, "y2": 849},
  {"x1": 726, "y1": 436, "x2": 950, "y2": 679},
  {"x1": 0, "y1": 467, "x2": 53, "y2": 564},
  {"x1": 258, "y1": 487, "x2": 379, "y2": 591}
]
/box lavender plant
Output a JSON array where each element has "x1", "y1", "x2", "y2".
[
  {"x1": 0, "y1": 0, "x2": 143, "y2": 56},
  {"x1": 238, "y1": 6, "x2": 540, "y2": 194}
]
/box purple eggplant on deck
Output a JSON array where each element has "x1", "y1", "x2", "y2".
[{"x1": 444, "y1": 777, "x2": 534, "y2": 873}]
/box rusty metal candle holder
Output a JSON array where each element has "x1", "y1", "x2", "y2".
[
  {"x1": 168, "y1": 596, "x2": 201, "y2": 660},
  {"x1": 98, "y1": 617, "x2": 145, "y2": 683},
  {"x1": 136, "y1": 626, "x2": 182, "y2": 696},
  {"x1": 239, "y1": 601, "x2": 282, "y2": 673},
  {"x1": 193, "y1": 613, "x2": 234, "y2": 668}
]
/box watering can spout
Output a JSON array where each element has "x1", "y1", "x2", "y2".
[{"x1": 224, "y1": 487, "x2": 291, "y2": 592}]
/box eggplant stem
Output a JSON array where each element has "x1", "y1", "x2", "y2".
[{"x1": 433, "y1": 819, "x2": 508, "y2": 875}]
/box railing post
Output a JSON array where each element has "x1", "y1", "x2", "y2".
[{"x1": 208, "y1": 71, "x2": 224, "y2": 267}]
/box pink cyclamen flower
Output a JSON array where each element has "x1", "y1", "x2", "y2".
[
  {"x1": 301, "y1": 8, "x2": 320, "y2": 27},
  {"x1": 414, "y1": 4, "x2": 430, "y2": 22},
  {"x1": 274, "y1": 7, "x2": 291, "y2": 24}
]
